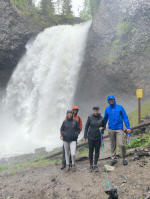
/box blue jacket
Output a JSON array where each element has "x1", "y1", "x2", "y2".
[{"x1": 104, "y1": 96, "x2": 130, "y2": 130}]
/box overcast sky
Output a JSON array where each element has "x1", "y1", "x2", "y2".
[
  {"x1": 33, "y1": 0, "x2": 84, "y2": 16},
  {"x1": 72, "y1": 0, "x2": 84, "y2": 16}
]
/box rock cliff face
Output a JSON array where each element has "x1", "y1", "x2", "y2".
[
  {"x1": 75, "y1": 0, "x2": 150, "y2": 111},
  {"x1": 0, "y1": 0, "x2": 41, "y2": 87}
]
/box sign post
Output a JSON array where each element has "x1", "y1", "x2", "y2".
[{"x1": 136, "y1": 89, "x2": 143, "y2": 124}]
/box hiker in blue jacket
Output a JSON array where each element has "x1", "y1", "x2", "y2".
[{"x1": 104, "y1": 95, "x2": 131, "y2": 166}]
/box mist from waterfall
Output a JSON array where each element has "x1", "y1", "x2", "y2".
[{"x1": 0, "y1": 22, "x2": 91, "y2": 157}]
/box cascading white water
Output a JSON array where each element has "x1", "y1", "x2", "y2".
[{"x1": 0, "y1": 22, "x2": 91, "y2": 157}]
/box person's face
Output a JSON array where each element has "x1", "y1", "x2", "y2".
[
  {"x1": 67, "y1": 112, "x2": 73, "y2": 119},
  {"x1": 109, "y1": 99, "x2": 115, "y2": 105},
  {"x1": 93, "y1": 109, "x2": 99, "y2": 115},
  {"x1": 73, "y1": 109, "x2": 78, "y2": 115}
]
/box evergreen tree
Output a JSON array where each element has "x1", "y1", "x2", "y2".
[
  {"x1": 80, "y1": 0, "x2": 92, "y2": 20},
  {"x1": 62, "y1": 0, "x2": 73, "y2": 16},
  {"x1": 27, "y1": 0, "x2": 33, "y2": 5},
  {"x1": 80, "y1": 0, "x2": 101, "y2": 20},
  {"x1": 41, "y1": 0, "x2": 55, "y2": 16},
  {"x1": 55, "y1": 0, "x2": 62, "y2": 15}
]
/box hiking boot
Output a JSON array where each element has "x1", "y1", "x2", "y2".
[
  {"x1": 69, "y1": 164, "x2": 72, "y2": 168},
  {"x1": 72, "y1": 165, "x2": 76, "y2": 172},
  {"x1": 66, "y1": 165, "x2": 70, "y2": 172},
  {"x1": 110, "y1": 159, "x2": 117, "y2": 166},
  {"x1": 61, "y1": 165, "x2": 66, "y2": 170},
  {"x1": 123, "y1": 159, "x2": 128, "y2": 166},
  {"x1": 93, "y1": 165, "x2": 99, "y2": 172},
  {"x1": 89, "y1": 165, "x2": 93, "y2": 172}
]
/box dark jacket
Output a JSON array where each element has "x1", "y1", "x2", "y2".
[
  {"x1": 60, "y1": 118, "x2": 80, "y2": 142},
  {"x1": 65, "y1": 115, "x2": 82, "y2": 132},
  {"x1": 84, "y1": 113, "x2": 105, "y2": 140}
]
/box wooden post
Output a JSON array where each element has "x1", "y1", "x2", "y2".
[
  {"x1": 138, "y1": 98, "x2": 141, "y2": 124},
  {"x1": 136, "y1": 89, "x2": 143, "y2": 124}
]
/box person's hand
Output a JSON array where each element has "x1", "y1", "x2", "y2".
[
  {"x1": 126, "y1": 129, "x2": 131, "y2": 134},
  {"x1": 60, "y1": 135, "x2": 63, "y2": 140}
]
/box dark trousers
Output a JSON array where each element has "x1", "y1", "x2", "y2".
[
  {"x1": 62, "y1": 145, "x2": 72, "y2": 167},
  {"x1": 88, "y1": 139, "x2": 101, "y2": 166}
]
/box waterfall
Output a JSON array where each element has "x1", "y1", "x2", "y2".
[{"x1": 0, "y1": 22, "x2": 91, "y2": 157}]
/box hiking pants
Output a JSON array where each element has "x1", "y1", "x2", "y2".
[
  {"x1": 88, "y1": 139, "x2": 101, "y2": 166},
  {"x1": 109, "y1": 130, "x2": 126, "y2": 160},
  {"x1": 62, "y1": 145, "x2": 72, "y2": 167},
  {"x1": 63, "y1": 141, "x2": 77, "y2": 165}
]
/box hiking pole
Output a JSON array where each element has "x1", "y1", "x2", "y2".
[{"x1": 99, "y1": 130, "x2": 118, "y2": 199}]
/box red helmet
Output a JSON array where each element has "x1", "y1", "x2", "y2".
[{"x1": 72, "y1": 105, "x2": 79, "y2": 110}]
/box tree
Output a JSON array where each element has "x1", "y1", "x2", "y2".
[
  {"x1": 80, "y1": 0, "x2": 92, "y2": 20},
  {"x1": 62, "y1": 0, "x2": 73, "y2": 16},
  {"x1": 41, "y1": 0, "x2": 55, "y2": 16},
  {"x1": 27, "y1": 0, "x2": 33, "y2": 5},
  {"x1": 80, "y1": 0, "x2": 101, "y2": 20},
  {"x1": 55, "y1": 0, "x2": 62, "y2": 14}
]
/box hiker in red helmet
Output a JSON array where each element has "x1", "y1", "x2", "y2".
[
  {"x1": 61, "y1": 106, "x2": 82, "y2": 170},
  {"x1": 72, "y1": 106, "x2": 82, "y2": 132}
]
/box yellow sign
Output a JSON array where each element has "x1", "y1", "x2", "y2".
[{"x1": 136, "y1": 89, "x2": 143, "y2": 98}]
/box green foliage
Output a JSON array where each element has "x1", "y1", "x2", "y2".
[
  {"x1": 0, "y1": 157, "x2": 61, "y2": 175},
  {"x1": 126, "y1": 133, "x2": 150, "y2": 149},
  {"x1": 11, "y1": 0, "x2": 35, "y2": 12},
  {"x1": 119, "y1": 21, "x2": 132, "y2": 35},
  {"x1": 0, "y1": 166, "x2": 8, "y2": 171},
  {"x1": 77, "y1": 147, "x2": 89, "y2": 156},
  {"x1": 9, "y1": 169, "x2": 17, "y2": 176},
  {"x1": 104, "y1": 55, "x2": 118, "y2": 64},
  {"x1": 113, "y1": 39, "x2": 120, "y2": 45},
  {"x1": 121, "y1": 49, "x2": 128, "y2": 57},
  {"x1": 41, "y1": 0, "x2": 54, "y2": 16},
  {"x1": 11, "y1": 0, "x2": 55, "y2": 17},
  {"x1": 129, "y1": 100, "x2": 150, "y2": 126},
  {"x1": 10, "y1": 0, "x2": 78, "y2": 28},
  {"x1": 112, "y1": 39, "x2": 120, "y2": 49},
  {"x1": 119, "y1": 21, "x2": 136, "y2": 35},
  {"x1": 15, "y1": 158, "x2": 61, "y2": 169},
  {"x1": 80, "y1": 0, "x2": 100, "y2": 20},
  {"x1": 62, "y1": 0, "x2": 73, "y2": 17},
  {"x1": 131, "y1": 27, "x2": 137, "y2": 33},
  {"x1": 80, "y1": 0, "x2": 92, "y2": 20}
]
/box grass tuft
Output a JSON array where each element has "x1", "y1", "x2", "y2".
[{"x1": 126, "y1": 133, "x2": 150, "y2": 149}]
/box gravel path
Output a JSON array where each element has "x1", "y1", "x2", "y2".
[{"x1": 0, "y1": 154, "x2": 150, "y2": 199}]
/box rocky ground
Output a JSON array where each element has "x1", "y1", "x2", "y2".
[{"x1": 0, "y1": 152, "x2": 150, "y2": 199}]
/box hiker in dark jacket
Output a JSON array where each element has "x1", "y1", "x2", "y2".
[
  {"x1": 84, "y1": 107, "x2": 105, "y2": 172},
  {"x1": 60, "y1": 110, "x2": 80, "y2": 172},
  {"x1": 61, "y1": 106, "x2": 82, "y2": 170}
]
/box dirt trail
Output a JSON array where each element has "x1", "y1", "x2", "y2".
[{"x1": 0, "y1": 155, "x2": 150, "y2": 199}]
